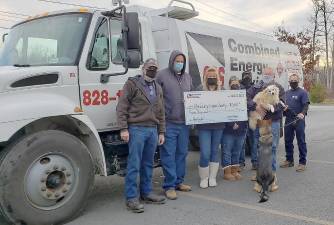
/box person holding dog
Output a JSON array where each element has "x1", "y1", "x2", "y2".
[
  {"x1": 222, "y1": 76, "x2": 247, "y2": 181},
  {"x1": 280, "y1": 73, "x2": 310, "y2": 172},
  {"x1": 247, "y1": 67, "x2": 285, "y2": 192},
  {"x1": 196, "y1": 67, "x2": 224, "y2": 188},
  {"x1": 117, "y1": 58, "x2": 166, "y2": 213}
]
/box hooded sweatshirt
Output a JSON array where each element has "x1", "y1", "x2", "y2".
[{"x1": 156, "y1": 50, "x2": 193, "y2": 124}]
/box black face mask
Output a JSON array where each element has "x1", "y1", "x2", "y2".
[
  {"x1": 231, "y1": 84, "x2": 240, "y2": 90},
  {"x1": 290, "y1": 81, "x2": 299, "y2": 90},
  {"x1": 242, "y1": 76, "x2": 252, "y2": 85},
  {"x1": 146, "y1": 69, "x2": 157, "y2": 78},
  {"x1": 207, "y1": 78, "x2": 217, "y2": 86}
]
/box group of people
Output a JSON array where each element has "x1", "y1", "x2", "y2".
[{"x1": 116, "y1": 50, "x2": 310, "y2": 213}]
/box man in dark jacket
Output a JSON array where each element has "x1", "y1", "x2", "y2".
[
  {"x1": 280, "y1": 73, "x2": 310, "y2": 172},
  {"x1": 239, "y1": 70, "x2": 254, "y2": 169},
  {"x1": 117, "y1": 58, "x2": 166, "y2": 213},
  {"x1": 247, "y1": 67, "x2": 285, "y2": 192},
  {"x1": 156, "y1": 50, "x2": 193, "y2": 200}
]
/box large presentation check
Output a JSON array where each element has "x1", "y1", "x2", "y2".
[{"x1": 184, "y1": 90, "x2": 248, "y2": 125}]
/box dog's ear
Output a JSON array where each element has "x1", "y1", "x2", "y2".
[{"x1": 274, "y1": 86, "x2": 279, "y2": 95}]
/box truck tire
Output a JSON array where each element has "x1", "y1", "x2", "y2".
[{"x1": 0, "y1": 130, "x2": 95, "y2": 225}]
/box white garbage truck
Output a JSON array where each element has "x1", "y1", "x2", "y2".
[{"x1": 0, "y1": 1, "x2": 303, "y2": 224}]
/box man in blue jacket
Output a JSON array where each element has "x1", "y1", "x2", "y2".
[
  {"x1": 280, "y1": 74, "x2": 310, "y2": 172},
  {"x1": 247, "y1": 67, "x2": 285, "y2": 192},
  {"x1": 156, "y1": 50, "x2": 193, "y2": 200}
]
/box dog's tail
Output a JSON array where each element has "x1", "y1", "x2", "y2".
[{"x1": 259, "y1": 191, "x2": 269, "y2": 203}]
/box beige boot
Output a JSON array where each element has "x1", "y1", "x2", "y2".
[
  {"x1": 231, "y1": 165, "x2": 242, "y2": 180},
  {"x1": 270, "y1": 174, "x2": 279, "y2": 192},
  {"x1": 223, "y1": 166, "x2": 236, "y2": 181},
  {"x1": 198, "y1": 166, "x2": 209, "y2": 189},
  {"x1": 253, "y1": 182, "x2": 261, "y2": 193},
  {"x1": 209, "y1": 162, "x2": 219, "y2": 187}
]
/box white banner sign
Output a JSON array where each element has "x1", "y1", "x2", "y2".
[{"x1": 184, "y1": 90, "x2": 248, "y2": 125}]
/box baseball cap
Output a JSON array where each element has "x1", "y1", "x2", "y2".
[{"x1": 143, "y1": 58, "x2": 158, "y2": 69}]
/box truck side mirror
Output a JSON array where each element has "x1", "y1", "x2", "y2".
[
  {"x1": 100, "y1": 8, "x2": 141, "y2": 83},
  {"x1": 2, "y1": 33, "x2": 8, "y2": 43},
  {"x1": 124, "y1": 12, "x2": 141, "y2": 68}
]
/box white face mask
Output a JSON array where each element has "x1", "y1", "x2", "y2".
[{"x1": 262, "y1": 75, "x2": 273, "y2": 84}]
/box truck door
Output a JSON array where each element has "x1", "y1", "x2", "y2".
[{"x1": 78, "y1": 16, "x2": 140, "y2": 131}]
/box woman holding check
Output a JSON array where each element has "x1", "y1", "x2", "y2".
[{"x1": 196, "y1": 67, "x2": 225, "y2": 189}]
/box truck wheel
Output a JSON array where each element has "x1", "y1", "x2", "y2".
[{"x1": 0, "y1": 130, "x2": 95, "y2": 225}]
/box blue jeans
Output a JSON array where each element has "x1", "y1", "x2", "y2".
[
  {"x1": 250, "y1": 128, "x2": 259, "y2": 167},
  {"x1": 160, "y1": 122, "x2": 189, "y2": 190},
  {"x1": 284, "y1": 118, "x2": 307, "y2": 165},
  {"x1": 239, "y1": 127, "x2": 251, "y2": 165},
  {"x1": 125, "y1": 126, "x2": 158, "y2": 200},
  {"x1": 252, "y1": 121, "x2": 280, "y2": 171},
  {"x1": 222, "y1": 133, "x2": 246, "y2": 167},
  {"x1": 198, "y1": 129, "x2": 223, "y2": 167}
]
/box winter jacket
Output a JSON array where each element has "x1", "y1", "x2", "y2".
[
  {"x1": 116, "y1": 75, "x2": 165, "y2": 133},
  {"x1": 156, "y1": 50, "x2": 193, "y2": 124}
]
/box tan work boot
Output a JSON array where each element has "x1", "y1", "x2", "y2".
[
  {"x1": 251, "y1": 173, "x2": 257, "y2": 181},
  {"x1": 296, "y1": 164, "x2": 306, "y2": 172},
  {"x1": 231, "y1": 166, "x2": 242, "y2": 180},
  {"x1": 270, "y1": 174, "x2": 278, "y2": 192},
  {"x1": 165, "y1": 189, "x2": 177, "y2": 200},
  {"x1": 223, "y1": 167, "x2": 236, "y2": 181},
  {"x1": 253, "y1": 182, "x2": 261, "y2": 193},
  {"x1": 280, "y1": 160, "x2": 294, "y2": 168},
  {"x1": 176, "y1": 184, "x2": 192, "y2": 192}
]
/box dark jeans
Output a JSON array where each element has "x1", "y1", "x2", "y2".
[
  {"x1": 284, "y1": 118, "x2": 307, "y2": 165},
  {"x1": 125, "y1": 126, "x2": 158, "y2": 200}
]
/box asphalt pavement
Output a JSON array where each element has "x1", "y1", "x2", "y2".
[{"x1": 66, "y1": 105, "x2": 334, "y2": 225}]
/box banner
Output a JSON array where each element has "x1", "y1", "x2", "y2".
[{"x1": 184, "y1": 90, "x2": 248, "y2": 125}]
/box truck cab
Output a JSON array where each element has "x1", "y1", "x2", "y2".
[{"x1": 0, "y1": 5, "x2": 147, "y2": 225}]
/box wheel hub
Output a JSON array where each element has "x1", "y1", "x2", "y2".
[{"x1": 25, "y1": 154, "x2": 77, "y2": 209}]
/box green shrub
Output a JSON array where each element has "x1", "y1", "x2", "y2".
[{"x1": 310, "y1": 83, "x2": 327, "y2": 103}]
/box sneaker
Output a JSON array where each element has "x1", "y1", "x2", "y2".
[
  {"x1": 296, "y1": 164, "x2": 306, "y2": 172},
  {"x1": 239, "y1": 163, "x2": 245, "y2": 171},
  {"x1": 280, "y1": 160, "x2": 294, "y2": 168},
  {"x1": 176, "y1": 183, "x2": 192, "y2": 192},
  {"x1": 165, "y1": 189, "x2": 177, "y2": 200},
  {"x1": 140, "y1": 193, "x2": 166, "y2": 204},
  {"x1": 126, "y1": 199, "x2": 144, "y2": 213},
  {"x1": 251, "y1": 164, "x2": 258, "y2": 170},
  {"x1": 270, "y1": 174, "x2": 279, "y2": 192}
]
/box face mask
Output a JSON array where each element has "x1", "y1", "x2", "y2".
[
  {"x1": 262, "y1": 75, "x2": 273, "y2": 84},
  {"x1": 174, "y1": 62, "x2": 184, "y2": 73},
  {"x1": 207, "y1": 78, "x2": 217, "y2": 86},
  {"x1": 146, "y1": 69, "x2": 157, "y2": 79},
  {"x1": 242, "y1": 76, "x2": 251, "y2": 85},
  {"x1": 290, "y1": 81, "x2": 299, "y2": 89},
  {"x1": 231, "y1": 84, "x2": 240, "y2": 90}
]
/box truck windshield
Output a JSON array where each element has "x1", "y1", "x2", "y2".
[{"x1": 0, "y1": 13, "x2": 90, "y2": 67}]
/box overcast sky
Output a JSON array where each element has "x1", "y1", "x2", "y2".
[{"x1": 0, "y1": 0, "x2": 313, "y2": 38}]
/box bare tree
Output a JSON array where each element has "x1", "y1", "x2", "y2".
[{"x1": 311, "y1": 0, "x2": 321, "y2": 63}]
